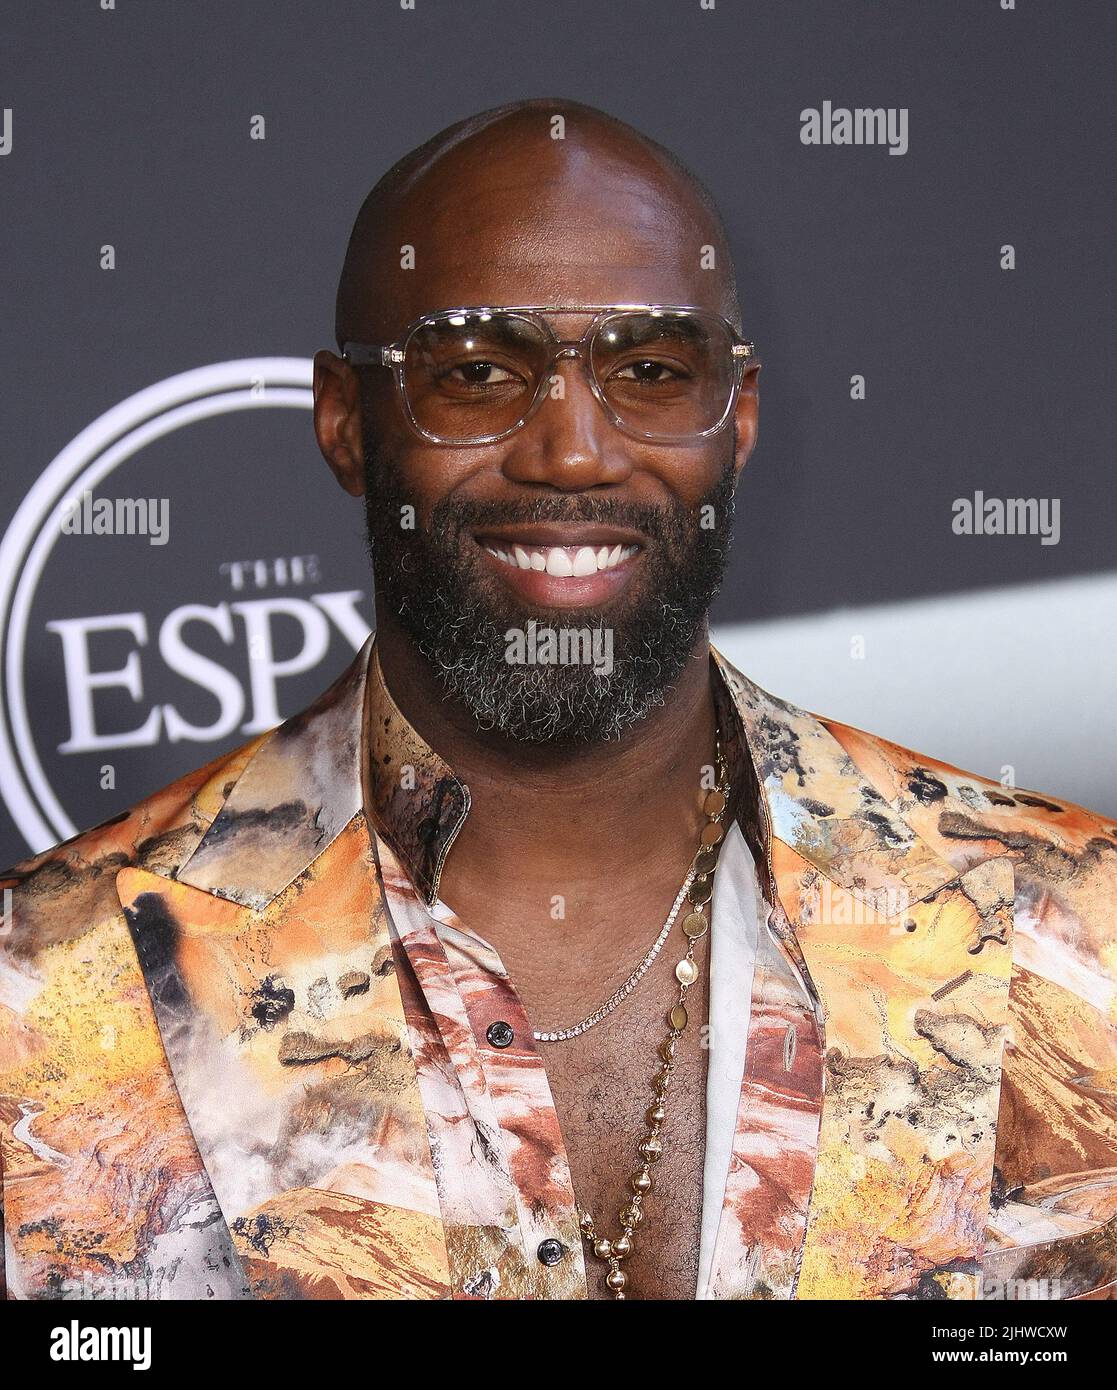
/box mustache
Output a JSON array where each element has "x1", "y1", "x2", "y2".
[{"x1": 428, "y1": 492, "x2": 693, "y2": 543}]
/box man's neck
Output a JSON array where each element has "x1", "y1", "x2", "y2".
[{"x1": 372, "y1": 610, "x2": 719, "y2": 898}]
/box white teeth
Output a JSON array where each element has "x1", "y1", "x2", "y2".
[{"x1": 483, "y1": 541, "x2": 639, "y2": 575}]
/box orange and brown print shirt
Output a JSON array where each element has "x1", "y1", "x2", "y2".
[
  {"x1": 2, "y1": 634, "x2": 1116, "y2": 1300},
  {"x1": 376, "y1": 815, "x2": 766, "y2": 1299}
]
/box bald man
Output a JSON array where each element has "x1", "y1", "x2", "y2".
[{"x1": 3, "y1": 100, "x2": 1116, "y2": 1304}]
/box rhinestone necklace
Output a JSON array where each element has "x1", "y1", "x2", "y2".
[
  {"x1": 533, "y1": 729, "x2": 726, "y2": 1046},
  {"x1": 567, "y1": 733, "x2": 732, "y2": 1299},
  {"x1": 532, "y1": 869, "x2": 696, "y2": 1043}
]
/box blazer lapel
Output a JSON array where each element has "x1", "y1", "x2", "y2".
[
  {"x1": 116, "y1": 638, "x2": 452, "y2": 1300},
  {"x1": 710, "y1": 648, "x2": 1015, "y2": 1299}
]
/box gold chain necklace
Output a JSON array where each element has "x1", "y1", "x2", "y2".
[{"x1": 577, "y1": 732, "x2": 731, "y2": 1299}]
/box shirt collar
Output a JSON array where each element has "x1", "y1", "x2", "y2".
[
  {"x1": 175, "y1": 630, "x2": 958, "y2": 921},
  {"x1": 363, "y1": 643, "x2": 470, "y2": 908},
  {"x1": 173, "y1": 633, "x2": 754, "y2": 915}
]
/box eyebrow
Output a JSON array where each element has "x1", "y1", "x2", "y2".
[
  {"x1": 600, "y1": 313, "x2": 709, "y2": 349},
  {"x1": 417, "y1": 313, "x2": 547, "y2": 351}
]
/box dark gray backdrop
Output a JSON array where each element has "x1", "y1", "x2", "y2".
[{"x1": 1, "y1": 0, "x2": 1113, "y2": 868}]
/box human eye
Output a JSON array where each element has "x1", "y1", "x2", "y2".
[
  {"x1": 612, "y1": 358, "x2": 687, "y2": 382},
  {"x1": 440, "y1": 359, "x2": 520, "y2": 388}
]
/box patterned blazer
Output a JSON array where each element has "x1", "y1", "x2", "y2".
[{"x1": 2, "y1": 636, "x2": 1115, "y2": 1300}]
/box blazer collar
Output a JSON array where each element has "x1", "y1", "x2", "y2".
[
  {"x1": 710, "y1": 648, "x2": 962, "y2": 912},
  {"x1": 173, "y1": 637, "x2": 373, "y2": 909},
  {"x1": 170, "y1": 633, "x2": 962, "y2": 918}
]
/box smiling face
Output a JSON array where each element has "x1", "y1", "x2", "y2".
[{"x1": 320, "y1": 102, "x2": 759, "y2": 743}]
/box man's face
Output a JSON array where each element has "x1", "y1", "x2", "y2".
[{"x1": 321, "y1": 126, "x2": 758, "y2": 743}]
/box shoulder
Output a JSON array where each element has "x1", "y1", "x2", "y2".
[
  {"x1": 712, "y1": 643, "x2": 1116, "y2": 862},
  {"x1": 820, "y1": 711, "x2": 1116, "y2": 844},
  {"x1": 0, "y1": 732, "x2": 269, "y2": 964},
  {"x1": 817, "y1": 713, "x2": 1117, "y2": 953}
]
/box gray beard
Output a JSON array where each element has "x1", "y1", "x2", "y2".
[{"x1": 363, "y1": 446, "x2": 737, "y2": 746}]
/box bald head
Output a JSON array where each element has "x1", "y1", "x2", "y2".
[{"x1": 334, "y1": 98, "x2": 740, "y2": 349}]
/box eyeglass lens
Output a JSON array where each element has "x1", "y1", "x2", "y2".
[{"x1": 402, "y1": 310, "x2": 737, "y2": 442}]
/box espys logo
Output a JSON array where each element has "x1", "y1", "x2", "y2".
[{"x1": 0, "y1": 359, "x2": 371, "y2": 855}]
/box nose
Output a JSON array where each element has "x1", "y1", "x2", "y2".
[{"x1": 500, "y1": 350, "x2": 632, "y2": 491}]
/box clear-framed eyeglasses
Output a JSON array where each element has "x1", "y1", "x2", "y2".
[{"x1": 342, "y1": 304, "x2": 758, "y2": 446}]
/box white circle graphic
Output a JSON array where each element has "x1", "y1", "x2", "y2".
[{"x1": 0, "y1": 359, "x2": 313, "y2": 853}]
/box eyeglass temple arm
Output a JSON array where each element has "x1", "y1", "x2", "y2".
[{"x1": 342, "y1": 342, "x2": 404, "y2": 367}]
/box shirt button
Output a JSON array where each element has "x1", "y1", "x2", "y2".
[
  {"x1": 537, "y1": 1239, "x2": 565, "y2": 1266},
  {"x1": 486, "y1": 1020, "x2": 514, "y2": 1049}
]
